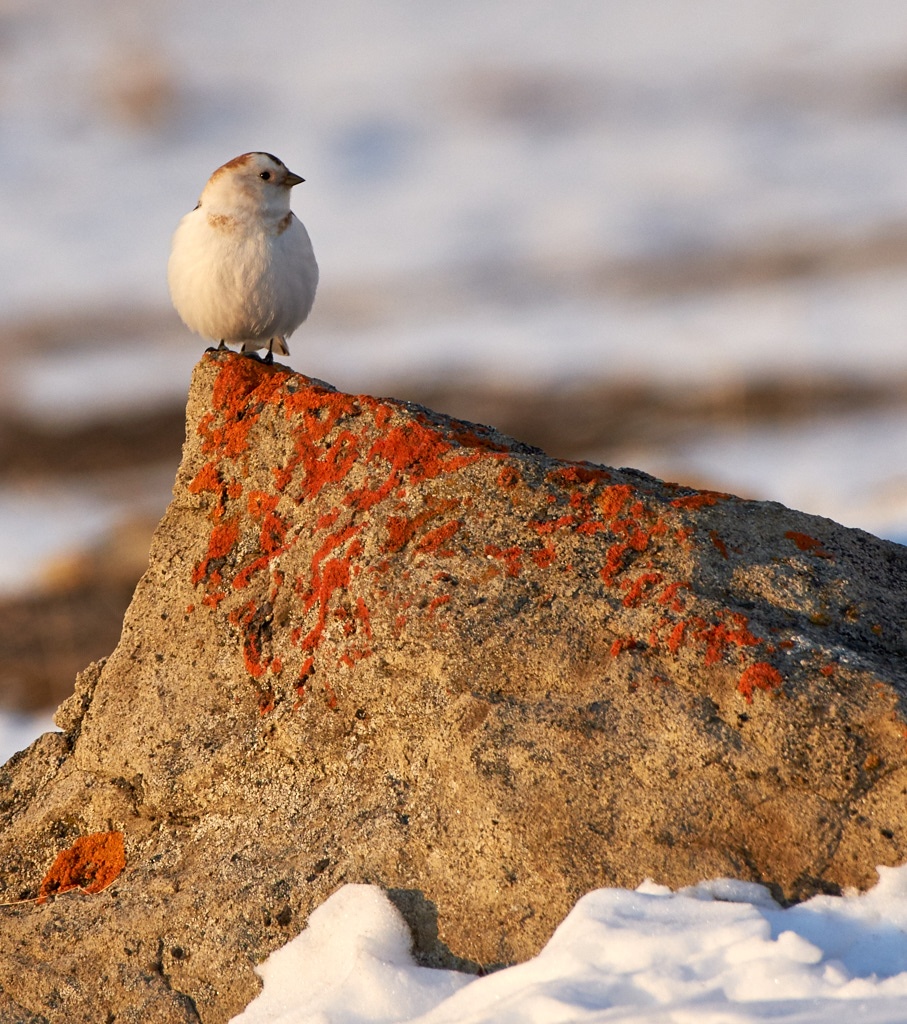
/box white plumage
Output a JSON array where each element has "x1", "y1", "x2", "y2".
[{"x1": 168, "y1": 152, "x2": 318, "y2": 361}]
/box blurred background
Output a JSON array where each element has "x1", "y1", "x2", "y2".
[{"x1": 2, "y1": 0, "x2": 907, "y2": 748}]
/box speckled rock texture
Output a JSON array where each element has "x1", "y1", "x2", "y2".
[{"x1": 2, "y1": 350, "x2": 907, "y2": 1023}]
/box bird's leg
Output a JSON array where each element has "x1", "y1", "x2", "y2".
[
  {"x1": 217, "y1": 340, "x2": 228, "y2": 351},
  {"x1": 263, "y1": 339, "x2": 275, "y2": 365}
]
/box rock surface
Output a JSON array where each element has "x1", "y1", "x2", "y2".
[{"x1": 1, "y1": 351, "x2": 907, "y2": 1022}]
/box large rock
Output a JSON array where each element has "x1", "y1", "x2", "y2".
[{"x1": 1, "y1": 351, "x2": 906, "y2": 1022}]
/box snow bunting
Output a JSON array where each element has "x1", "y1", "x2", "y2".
[{"x1": 168, "y1": 152, "x2": 318, "y2": 362}]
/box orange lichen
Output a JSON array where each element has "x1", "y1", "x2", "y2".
[
  {"x1": 415, "y1": 520, "x2": 461, "y2": 555},
  {"x1": 383, "y1": 499, "x2": 460, "y2": 554},
  {"x1": 785, "y1": 531, "x2": 834, "y2": 560},
  {"x1": 193, "y1": 518, "x2": 240, "y2": 585},
  {"x1": 485, "y1": 544, "x2": 523, "y2": 577},
  {"x1": 737, "y1": 662, "x2": 783, "y2": 703},
  {"x1": 657, "y1": 581, "x2": 691, "y2": 612},
  {"x1": 547, "y1": 465, "x2": 611, "y2": 488},
  {"x1": 598, "y1": 484, "x2": 635, "y2": 518},
  {"x1": 533, "y1": 515, "x2": 577, "y2": 535},
  {"x1": 666, "y1": 620, "x2": 687, "y2": 654},
  {"x1": 229, "y1": 600, "x2": 270, "y2": 678},
  {"x1": 696, "y1": 613, "x2": 761, "y2": 667},
  {"x1": 347, "y1": 422, "x2": 482, "y2": 512},
  {"x1": 197, "y1": 358, "x2": 290, "y2": 460},
  {"x1": 427, "y1": 594, "x2": 451, "y2": 617},
  {"x1": 188, "y1": 461, "x2": 222, "y2": 495},
  {"x1": 354, "y1": 597, "x2": 372, "y2": 639},
  {"x1": 670, "y1": 491, "x2": 729, "y2": 509},
  {"x1": 194, "y1": 358, "x2": 783, "y2": 717},
  {"x1": 709, "y1": 531, "x2": 729, "y2": 559},
  {"x1": 38, "y1": 831, "x2": 125, "y2": 903},
  {"x1": 621, "y1": 572, "x2": 664, "y2": 608},
  {"x1": 531, "y1": 544, "x2": 557, "y2": 568},
  {"x1": 610, "y1": 636, "x2": 637, "y2": 657}
]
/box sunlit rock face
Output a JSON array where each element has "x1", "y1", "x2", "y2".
[{"x1": 1, "y1": 350, "x2": 906, "y2": 1024}]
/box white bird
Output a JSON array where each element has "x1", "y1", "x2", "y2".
[{"x1": 168, "y1": 152, "x2": 318, "y2": 363}]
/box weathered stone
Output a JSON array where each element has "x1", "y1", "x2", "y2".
[{"x1": 1, "y1": 350, "x2": 906, "y2": 1022}]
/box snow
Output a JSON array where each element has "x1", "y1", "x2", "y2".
[{"x1": 232, "y1": 875, "x2": 907, "y2": 1024}]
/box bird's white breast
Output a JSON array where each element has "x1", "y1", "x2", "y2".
[{"x1": 168, "y1": 207, "x2": 318, "y2": 345}]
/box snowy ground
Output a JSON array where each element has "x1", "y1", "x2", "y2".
[
  {"x1": 4, "y1": 2, "x2": 907, "y2": 1020},
  {"x1": 232, "y1": 877, "x2": 907, "y2": 1024}
]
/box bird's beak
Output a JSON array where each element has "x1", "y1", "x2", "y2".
[{"x1": 285, "y1": 171, "x2": 305, "y2": 187}]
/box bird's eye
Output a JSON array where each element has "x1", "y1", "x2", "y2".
[{"x1": 259, "y1": 171, "x2": 271, "y2": 180}]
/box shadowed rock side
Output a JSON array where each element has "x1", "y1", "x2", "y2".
[{"x1": 1, "y1": 351, "x2": 907, "y2": 1023}]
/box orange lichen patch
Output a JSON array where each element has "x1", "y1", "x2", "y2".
[
  {"x1": 610, "y1": 636, "x2": 637, "y2": 657},
  {"x1": 709, "y1": 531, "x2": 729, "y2": 559},
  {"x1": 666, "y1": 620, "x2": 687, "y2": 654},
  {"x1": 427, "y1": 594, "x2": 451, "y2": 617},
  {"x1": 547, "y1": 465, "x2": 611, "y2": 488},
  {"x1": 435, "y1": 416, "x2": 511, "y2": 455},
  {"x1": 600, "y1": 543, "x2": 629, "y2": 586},
  {"x1": 189, "y1": 461, "x2": 222, "y2": 495},
  {"x1": 531, "y1": 543, "x2": 557, "y2": 569},
  {"x1": 297, "y1": 429, "x2": 362, "y2": 501},
  {"x1": 598, "y1": 484, "x2": 635, "y2": 518},
  {"x1": 188, "y1": 460, "x2": 232, "y2": 518},
  {"x1": 497, "y1": 465, "x2": 522, "y2": 489},
  {"x1": 229, "y1": 600, "x2": 271, "y2": 678},
  {"x1": 383, "y1": 498, "x2": 461, "y2": 554},
  {"x1": 295, "y1": 526, "x2": 365, "y2": 656},
  {"x1": 599, "y1": 516, "x2": 665, "y2": 585},
  {"x1": 696, "y1": 612, "x2": 761, "y2": 667},
  {"x1": 192, "y1": 518, "x2": 240, "y2": 585},
  {"x1": 354, "y1": 597, "x2": 372, "y2": 638},
  {"x1": 485, "y1": 544, "x2": 523, "y2": 577},
  {"x1": 38, "y1": 831, "x2": 125, "y2": 903},
  {"x1": 533, "y1": 515, "x2": 577, "y2": 535},
  {"x1": 348, "y1": 422, "x2": 483, "y2": 513},
  {"x1": 821, "y1": 663, "x2": 836, "y2": 677},
  {"x1": 197, "y1": 358, "x2": 291, "y2": 460},
  {"x1": 657, "y1": 581, "x2": 692, "y2": 612},
  {"x1": 415, "y1": 520, "x2": 461, "y2": 556},
  {"x1": 737, "y1": 662, "x2": 783, "y2": 703},
  {"x1": 674, "y1": 526, "x2": 695, "y2": 549},
  {"x1": 785, "y1": 531, "x2": 834, "y2": 560},
  {"x1": 670, "y1": 491, "x2": 730, "y2": 509},
  {"x1": 621, "y1": 572, "x2": 664, "y2": 608}
]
